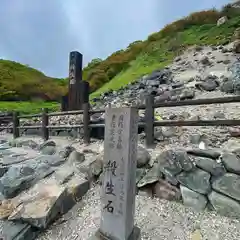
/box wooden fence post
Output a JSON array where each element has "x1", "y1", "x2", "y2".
[
  {"x1": 145, "y1": 95, "x2": 154, "y2": 147},
  {"x1": 12, "y1": 111, "x2": 20, "y2": 138},
  {"x1": 83, "y1": 103, "x2": 90, "y2": 144},
  {"x1": 42, "y1": 108, "x2": 49, "y2": 141}
]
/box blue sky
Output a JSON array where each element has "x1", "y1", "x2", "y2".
[{"x1": 0, "y1": 0, "x2": 231, "y2": 78}]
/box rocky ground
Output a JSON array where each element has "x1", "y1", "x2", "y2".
[
  {"x1": 0, "y1": 135, "x2": 240, "y2": 240},
  {"x1": 0, "y1": 40, "x2": 240, "y2": 239}
]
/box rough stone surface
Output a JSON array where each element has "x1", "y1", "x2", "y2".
[
  {"x1": 137, "y1": 163, "x2": 162, "y2": 188},
  {"x1": 180, "y1": 185, "x2": 208, "y2": 211},
  {"x1": 212, "y1": 173, "x2": 240, "y2": 201},
  {"x1": 8, "y1": 178, "x2": 67, "y2": 229},
  {"x1": 68, "y1": 150, "x2": 85, "y2": 165},
  {"x1": 221, "y1": 153, "x2": 240, "y2": 174},
  {"x1": 89, "y1": 226, "x2": 141, "y2": 240},
  {"x1": 157, "y1": 150, "x2": 182, "y2": 176},
  {"x1": 1, "y1": 221, "x2": 39, "y2": 240},
  {"x1": 187, "y1": 148, "x2": 221, "y2": 159},
  {"x1": 195, "y1": 157, "x2": 226, "y2": 176},
  {"x1": 0, "y1": 155, "x2": 65, "y2": 198},
  {"x1": 153, "y1": 180, "x2": 181, "y2": 201},
  {"x1": 208, "y1": 191, "x2": 240, "y2": 219},
  {"x1": 137, "y1": 146, "x2": 151, "y2": 168},
  {"x1": 177, "y1": 169, "x2": 211, "y2": 194}
]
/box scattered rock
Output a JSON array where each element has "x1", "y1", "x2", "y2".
[
  {"x1": 180, "y1": 185, "x2": 208, "y2": 211},
  {"x1": 39, "y1": 140, "x2": 56, "y2": 150},
  {"x1": 0, "y1": 199, "x2": 16, "y2": 219},
  {"x1": 68, "y1": 150, "x2": 85, "y2": 164},
  {"x1": 217, "y1": 16, "x2": 228, "y2": 26},
  {"x1": 195, "y1": 78, "x2": 219, "y2": 91},
  {"x1": 233, "y1": 40, "x2": 240, "y2": 53},
  {"x1": 40, "y1": 145, "x2": 56, "y2": 155},
  {"x1": 58, "y1": 145, "x2": 75, "y2": 159},
  {"x1": 229, "y1": 127, "x2": 240, "y2": 137},
  {"x1": 200, "y1": 56, "x2": 211, "y2": 65}
]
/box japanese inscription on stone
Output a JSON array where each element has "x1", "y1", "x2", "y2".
[{"x1": 100, "y1": 107, "x2": 139, "y2": 240}]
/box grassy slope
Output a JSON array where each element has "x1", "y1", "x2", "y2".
[
  {"x1": 0, "y1": 60, "x2": 66, "y2": 113},
  {"x1": 91, "y1": 15, "x2": 240, "y2": 99},
  {"x1": 0, "y1": 101, "x2": 60, "y2": 114},
  {"x1": 0, "y1": 60, "x2": 67, "y2": 101}
]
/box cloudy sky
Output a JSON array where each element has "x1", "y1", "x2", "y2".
[{"x1": 0, "y1": 0, "x2": 231, "y2": 78}]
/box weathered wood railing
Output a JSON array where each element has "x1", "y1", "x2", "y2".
[{"x1": 1, "y1": 95, "x2": 240, "y2": 147}]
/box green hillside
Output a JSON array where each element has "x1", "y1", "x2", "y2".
[
  {"x1": 0, "y1": 3, "x2": 239, "y2": 113},
  {"x1": 86, "y1": 4, "x2": 240, "y2": 99},
  {"x1": 0, "y1": 60, "x2": 67, "y2": 101}
]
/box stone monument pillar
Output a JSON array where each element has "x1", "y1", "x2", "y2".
[{"x1": 90, "y1": 107, "x2": 140, "y2": 240}]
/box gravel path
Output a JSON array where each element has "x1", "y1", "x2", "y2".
[{"x1": 37, "y1": 185, "x2": 240, "y2": 240}]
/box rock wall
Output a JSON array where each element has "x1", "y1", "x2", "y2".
[{"x1": 93, "y1": 143, "x2": 240, "y2": 220}]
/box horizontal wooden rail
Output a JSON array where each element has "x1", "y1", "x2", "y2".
[
  {"x1": 154, "y1": 119, "x2": 240, "y2": 127},
  {"x1": 137, "y1": 95, "x2": 240, "y2": 110},
  {"x1": 46, "y1": 125, "x2": 83, "y2": 129},
  {"x1": 48, "y1": 110, "x2": 84, "y2": 117},
  {"x1": 19, "y1": 114, "x2": 41, "y2": 119},
  {"x1": 0, "y1": 95, "x2": 239, "y2": 147},
  {"x1": 0, "y1": 126, "x2": 11, "y2": 130},
  {"x1": 18, "y1": 125, "x2": 42, "y2": 129},
  {"x1": 89, "y1": 109, "x2": 105, "y2": 114}
]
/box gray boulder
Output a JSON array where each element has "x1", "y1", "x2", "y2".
[
  {"x1": 2, "y1": 221, "x2": 39, "y2": 240},
  {"x1": 40, "y1": 146, "x2": 56, "y2": 155},
  {"x1": 157, "y1": 150, "x2": 194, "y2": 176},
  {"x1": 208, "y1": 191, "x2": 240, "y2": 219},
  {"x1": 39, "y1": 140, "x2": 56, "y2": 150},
  {"x1": 212, "y1": 173, "x2": 240, "y2": 201},
  {"x1": 136, "y1": 168, "x2": 146, "y2": 184},
  {"x1": 157, "y1": 150, "x2": 182, "y2": 176},
  {"x1": 137, "y1": 163, "x2": 162, "y2": 188},
  {"x1": 9, "y1": 139, "x2": 38, "y2": 149},
  {"x1": 180, "y1": 185, "x2": 208, "y2": 211},
  {"x1": 195, "y1": 78, "x2": 219, "y2": 91},
  {"x1": 195, "y1": 157, "x2": 226, "y2": 176},
  {"x1": 58, "y1": 145, "x2": 75, "y2": 159},
  {"x1": 187, "y1": 148, "x2": 221, "y2": 159},
  {"x1": 0, "y1": 155, "x2": 65, "y2": 198},
  {"x1": 8, "y1": 179, "x2": 67, "y2": 229},
  {"x1": 177, "y1": 168, "x2": 211, "y2": 194},
  {"x1": 68, "y1": 150, "x2": 85, "y2": 164},
  {"x1": 221, "y1": 152, "x2": 240, "y2": 174}
]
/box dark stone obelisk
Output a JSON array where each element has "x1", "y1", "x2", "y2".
[{"x1": 68, "y1": 51, "x2": 83, "y2": 110}]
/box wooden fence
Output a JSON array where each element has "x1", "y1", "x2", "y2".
[{"x1": 1, "y1": 95, "x2": 240, "y2": 147}]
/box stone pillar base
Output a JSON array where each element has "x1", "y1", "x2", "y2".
[{"x1": 89, "y1": 226, "x2": 141, "y2": 240}]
